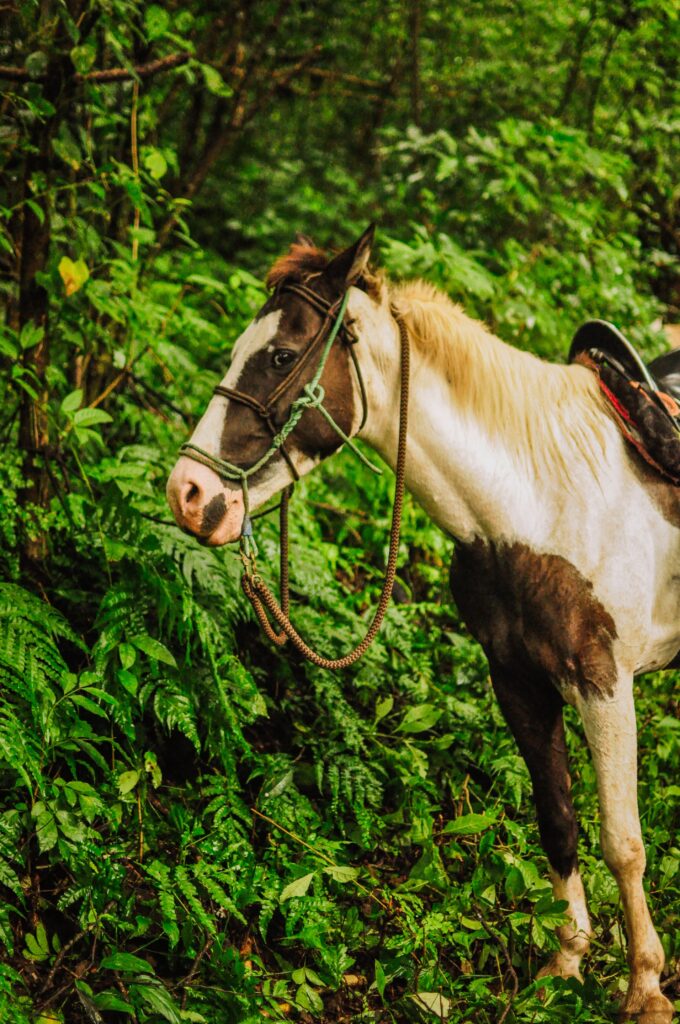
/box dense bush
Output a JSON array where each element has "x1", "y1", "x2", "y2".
[{"x1": 0, "y1": 1, "x2": 678, "y2": 1021}]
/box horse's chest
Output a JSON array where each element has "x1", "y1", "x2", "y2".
[{"x1": 449, "y1": 539, "x2": 618, "y2": 695}]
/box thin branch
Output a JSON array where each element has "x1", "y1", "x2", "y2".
[
  {"x1": 130, "y1": 80, "x2": 140, "y2": 261},
  {"x1": 251, "y1": 807, "x2": 391, "y2": 912},
  {"x1": 0, "y1": 51, "x2": 191, "y2": 84},
  {"x1": 473, "y1": 905, "x2": 519, "y2": 1024},
  {"x1": 83, "y1": 51, "x2": 191, "y2": 82},
  {"x1": 179, "y1": 936, "x2": 213, "y2": 1008},
  {"x1": 661, "y1": 967, "x2": 680, "y2": 991},
  {"x1": 38, "y1": 900, "x2": 115, "y2": 1000},
  {"x1": 287, "y1": 66, "x2": 389, "y2": 90},
  {"x1": 155, "y1": 43, "x2": 322, "y2": 251}
]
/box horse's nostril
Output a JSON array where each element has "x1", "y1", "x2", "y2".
[{"x1": 185, "y1": 483, "x2": 200, "y2": 505}]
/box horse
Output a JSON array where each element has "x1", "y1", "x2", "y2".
[{"x1": 167, "y1": 226, "x2": 679, "y2": 1022}]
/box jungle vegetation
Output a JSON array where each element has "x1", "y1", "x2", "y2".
[{"x1": 0, "y1": 1, "x2": 678, "y2": 1021}]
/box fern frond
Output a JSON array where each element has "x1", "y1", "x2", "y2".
[
  {"x1": 151, "y1": 681, "x2": 201, "y2": 752},
  {"x1": 174, "y1": 864, "x2": 217, "y2": 935},
  {"x1": 192, "y1": 860, "x2": 246, "y2": 924}
]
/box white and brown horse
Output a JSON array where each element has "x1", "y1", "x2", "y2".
[{"x1": 167, "y1": 227, "x2": 679, "y2": 1022}]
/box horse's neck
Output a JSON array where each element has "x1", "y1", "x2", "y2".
[{"x1": 355, "y1": 292, "x2": 608, "y2": 545}]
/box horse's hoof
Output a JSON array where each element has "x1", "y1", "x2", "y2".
[
  {"x1": 618, "y1": 992, "x2": 675, "y2": 1023},
  {"x1": 536, "y1": 955, "x2": 583, "y2": 984}
]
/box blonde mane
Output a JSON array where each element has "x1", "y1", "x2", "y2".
[{"x1": 389, "y1": 279, "x2": 611, "y2": 480}]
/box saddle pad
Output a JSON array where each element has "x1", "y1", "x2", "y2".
[{"x1": 575, "y1": 352, "x2": 680, "y2": 485}]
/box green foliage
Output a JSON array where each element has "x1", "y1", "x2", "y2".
[{"x1": 1, "y1": 0, "x2": 679, "y2": 1021}]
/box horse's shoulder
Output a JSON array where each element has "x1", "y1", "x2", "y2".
[{"x1": 449, "y1": 537, "x2": 618, "y2": 696}]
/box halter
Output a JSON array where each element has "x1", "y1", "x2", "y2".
[
  {"x1": 178, "y1": 279, "x2": 412, "y2": 670},
  {"x1": 178, "y1": 282, "x2": 381, "y2": 556}
]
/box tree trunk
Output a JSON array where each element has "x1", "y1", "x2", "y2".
[
  {"x1": 409, "y1": 0, "x2": 422, "y2": 127},
  {"x1": 17, "y1": 57, "x2": 70, "y2": 565}
]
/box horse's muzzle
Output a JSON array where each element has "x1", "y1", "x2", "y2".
[{"x1": 166, "y1": 456, "x2": 244, "y2": 545}]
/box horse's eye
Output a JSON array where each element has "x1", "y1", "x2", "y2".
[{"x1": 272, "y1": 349, "x2": 296, "y2": 368}]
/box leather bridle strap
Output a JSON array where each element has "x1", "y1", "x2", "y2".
[{"x1": 214, "y1": 284, "x2": 342, "y2": 416}]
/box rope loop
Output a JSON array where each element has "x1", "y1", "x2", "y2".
[{"x1": 300, "y1": 381, "x2": 325, "y2": 407}]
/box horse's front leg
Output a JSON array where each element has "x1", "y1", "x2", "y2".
[
  {"x1": 489, "y1": 660, "x2": 592, "y2": 981},
  {"x1": 578, "y1": 681, "x2": 673, "y2": 1023}
]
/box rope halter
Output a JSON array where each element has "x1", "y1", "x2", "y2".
[
  {"x1": 177, "y1": 277, "x2": 411, "y2": 670},
  {"x1": 178, "y1": 283, "x2": 381, "y2": 558}
]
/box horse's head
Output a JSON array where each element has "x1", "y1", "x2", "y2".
[{"x1": 166, "y1": 226, "x2": 377, "y2": 545}]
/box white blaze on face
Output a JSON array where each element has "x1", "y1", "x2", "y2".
[
  {"x1": 187, "y1": 309, "x2": 283, "y2": 456},
  {"x1": 166, "y1": 309, "x2": 285, "y2": 546}
]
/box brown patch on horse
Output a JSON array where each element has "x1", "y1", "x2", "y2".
[
  {"x1": 200, "y1": 492, "x2": 227, "y2": 537},
  {"x1": 266, "y1": 243, "x2": 329, "y2": 290},
  {"x1": 450, "y1": 539, "x2": 618, "y2": 697}
]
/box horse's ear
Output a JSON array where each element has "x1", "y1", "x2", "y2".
[
  {"x1": 294, "y1": 232, "x2": 315, "y2": 248},
  {"x1": 322, "y1": 224, "x2": 375, "y2": 291}
]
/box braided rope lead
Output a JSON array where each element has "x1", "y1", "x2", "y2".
[{"x1": 241, "y1": 307, "x2": 410, "y2": 670}]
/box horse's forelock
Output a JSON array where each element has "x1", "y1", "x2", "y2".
[{"x1": 265, "y1": 243, "x2": 329, "y2": 290}]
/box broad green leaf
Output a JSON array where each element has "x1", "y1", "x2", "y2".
[
  {"x1": 25, "y1": 199, "x2": 45, "y2": 225},
  {"x1": 323, "y1": 864, "x2": 358, "y2": 883},
  {"x1": 61, "y1": 388, "x2": 83, "y2": 414},
  {"x1": 505, "y1": 865, "x2": 526, "y2": 900},
  {"x1": 93, "y1": 991, "x2": 135, "y2": 1013},
  {"x1": 411, "y1": 992, "x2": 451, "y2": 1018},
  {"x1": 374, "y1": 959, "x2": 386, "y2": 999},
  {"x1": 144, "y1": 751, "x2": 162, "y2": 788},
  {"x1": 26, "y1": 51, "x2": 48, "y2": 78},
  {"x1": 70, "y1": 44, "x2": 96, "y2": 74},
  {"x1": 374, "y1": 695, "x2": 393, "y2": 723},
  {"x1": 52, "y1": 134, "x2": 81, "y2": 170},
  {"x1": 100, "y1": 952, "x2": 154, "y2": 974},
  {"x1": 202, "y1": 64, "x2": 232, "y2": 98},
  {"x1": 132, "y1": 980, "x2": 182, "y2": 1024},
  {"x1": 143, "y1": 147, "x2": 168, "y2": 180},
  {"x1": 443, "y1": 812, "x2": 496, "y2": 835},
  {"x1": 55, "y1": 810, "x2": 87, "y2": 842},
  {"x1": 119, "y1": 643, "x2": 137, "y2": 670},
  {"x1": 19, "y1": 322, "x2": 44, "y2": 351},
  {"x1": 131, "y1": 635, "x2": 177, "y2": 668},
  {"x1": 396, "y1": 703, "x2": 442, "y2": 733},
  {"x1": 117, "y1": 770, "x2": 141, "y2": 795},
  {"x1": 34, "y1": 811, "x2": 58, "y2": 853},
  {"x1": 69, "y1": 693, "x2": 109, "y2": 718},
  {"x1": 144, "y1": 4, "x2": 170, "y2": 39},
  {"x1": 280, "y1": 872, "x2": 315, "y2": 902},
  {"x1": 73, "y1": 407, "x2": 113, "y2": 428},
  {"x1": 117, "y1": 668, "x2": 138, "y2": 695},
  {"x1": 295, "y1": 982, "x2": 323, "y2": 1013}
]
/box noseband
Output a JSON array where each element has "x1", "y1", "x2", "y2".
[
  {"x1": 178, "y1": 281, "x2": 411, "y2": 670},
  {"x1": 179, "y1": 282, "x2": 381, "y2": 541}
]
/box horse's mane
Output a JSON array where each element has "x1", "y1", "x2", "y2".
[
  {"x1": 389, "y1": 279, "x2": 611, "y2": 479},
  {"x1": 266, "y1": 241, "x2": 383, "y2": 297},
  {"x1": 265, "y1": 245, "x2": 610, "y2": 478}
]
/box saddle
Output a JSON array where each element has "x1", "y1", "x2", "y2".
[{"x1": 569, "y1": 319, "x2": 680, "y2": 484}]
